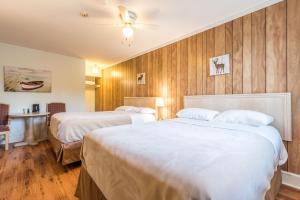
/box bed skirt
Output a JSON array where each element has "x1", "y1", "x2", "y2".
[
  {"x1": 48, "y1": 128, "x2": 82, "y2": 165},
  {"x1": 266, "y1": 166, "x2": 282, "y2": 200},
  {"x1": 75, "y1": 166, "x2": 107, "y2": 200},
  {"x1": 75, "y1": 165, "x2": 282, "y2": 200}
]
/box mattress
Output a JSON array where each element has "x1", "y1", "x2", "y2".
[
  {"x1": 50, "y1": 111, "x2": 156, "y2": 143},
  {"x1": 81, "y1": 118, "x2": 288, "y2": 200}
]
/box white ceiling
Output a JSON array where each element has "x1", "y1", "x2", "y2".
[{"x1": 0, "y1": 0, "x2": 280, "y2": 66}]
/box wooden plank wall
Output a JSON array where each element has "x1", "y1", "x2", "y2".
[
  {"x1": 100, "y1": 0, "x2": 300, "y2": 174},
  {"x1": 95, "y1": 77, "x2": 102, "y2": 111}
]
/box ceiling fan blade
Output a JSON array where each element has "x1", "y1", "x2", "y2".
[
  {"x1": 96, "y1": 0, "x2": 128, "y2": 6},
  {"x1": 133, "y1": 23, "x2": 159, "y2": 30},
  {"x1": 118, "y1": 5, "x2": 130, "y2": 22},
  {"x1": 95, "y1": 23, "x2": 123, "y2": 27},
  {"x1": 82, "y1": 22, "x2": 122, "y2": 27},
  {"x1": 118, "y1": 5, "x2": 127, "y2": 13},
  {"x1": 103, "y1": 0, "x2": 111, "y2": 5}
]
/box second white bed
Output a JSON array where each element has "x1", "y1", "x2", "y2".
[
  {"x1": 81, "y1": 118, "x2": 287, "y2": 200},
  {"x1": 50, "y1": 111, "x2": 156, "y2": 143}
]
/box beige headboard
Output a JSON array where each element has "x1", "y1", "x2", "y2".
[
  {"x1": 184, "y1": 93, "x2": 292, "y2": 141},
  {"x1": 124, "y1": 97, "x2": 157, "y2": 109}
]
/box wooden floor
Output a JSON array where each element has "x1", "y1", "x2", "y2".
[
  {"x1": 0, "y1": 141, "x2": 80, "y2": 200},
  {"x1": 0, "y1": 141, "x2": 300, "y2": 200}
]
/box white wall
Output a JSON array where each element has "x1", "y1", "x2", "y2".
[{"x1": 0, "y1": 43, "x2": 85, "y2": 143}]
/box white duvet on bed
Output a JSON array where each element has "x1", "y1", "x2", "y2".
[
  {"x1": 50, "y1": 111, "x2": 155, "y2": 143},
  {"x1": 82, "y1": 118, "x2": 288, "y2": 200}
]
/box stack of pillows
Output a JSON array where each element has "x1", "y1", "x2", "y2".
[{"x1": 176, "y1": 108, "x2": 274, "y2": 127}]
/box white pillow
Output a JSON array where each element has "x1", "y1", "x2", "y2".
[
  {"x1": 213, "y1": 109, "x2": 274, "y2": 126},
  {"x1": 176, "y1": 108, "x2": 219, "y2": 121},
  {"x1": 138, "y1": 107, "x2": 156, "y2": 114},
  {"x1": 115, "y1": 106, "x2": 139, "y2": 112}
]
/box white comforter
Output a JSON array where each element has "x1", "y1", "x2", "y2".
[
  {"x1": 50, "y1": 111, "x2": 155, "y2": 143},
  {"x1": 82, "y1": 118, "x2": 288, "y2": 200}
]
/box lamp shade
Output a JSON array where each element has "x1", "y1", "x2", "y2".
[{"x1": 156, "y1": 97, "x2": 165, "y2": 107}]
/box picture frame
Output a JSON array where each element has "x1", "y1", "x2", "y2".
[
  {"x1": 209, "y1": 54, "x2": 230, "y2": 76},
  {"x1": 4, "y1": 66, "x2": 52, "y2": 93},
  {"x1": 137, "y1": 72, "x2": 145, "y2": 85}
]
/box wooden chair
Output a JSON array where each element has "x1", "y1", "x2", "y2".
[
  {"x1": 0, "y1": 104, "x2": 9, "y2": 151},
  {"x1": 46, "y1": 103, "x2": 66, "y2": 125}
]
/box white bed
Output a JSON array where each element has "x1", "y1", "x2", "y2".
[
  {"x1": 82, "y1": 118, "x2": 287, "y2": 200},
  {"x1": 78, "y1": 93, "x2": 291, "y2": 199},
  {"x1": 50, "y1": 111, "x2": 155, "y2": 143},
  {"x1": 48, "y1": 96, "x2": 157, "y2": 165}
]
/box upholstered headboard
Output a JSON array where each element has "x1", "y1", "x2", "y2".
[
  {"x1": 124, "y1": 97, "x2": 157, "y2": 109},
  {"x1": 184, "y1": 93, "x2": 292, "y2": 141}
]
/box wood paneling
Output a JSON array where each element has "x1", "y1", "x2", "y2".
[
  {"x1": 214, "y1": 25, "x2": 226, "y2": 95},
  {"x1": 202, "y1": 32, "x2": 207, "y2": 95},
  {"x1": 170, "y1": 44, "x2": 177, "y2": 118},
  {"x1": 100, "y1": 0, "x2": 300, "y2": 174},
  {"x1": 176, "y1": 42, "x2": 181, "y2": 112},
  {"x1": 225, "y1": 22, "x2": 233, "y2": 94},
  {"x1": 180, "y1": 39, "x2": 188, "y2": 109},
  {"x1": 95, "y1": 77, "x2": 102, "y2": 111},
  {"x1": 243, "y1": 14, "x2": 252, "y2": 94},
  {"x1": 206, "y1": 29, "x2": 215, "y2": 95},
  {"x1": 252, "y1": 9, "x2": 266, "y2": 93},
  {"x1": 188, "y1": 36, "x2": 197, "y2": 95},
  {"x1": 287, "y1": 0, "x2": 300, "y2": 174},
  {"x1": 162, "y1": 46, "x2": 168, "y2": 118},
  {"x1": 233, "y1": 18, "x2": 243, "y2": 94},
  {"x1": 196, "y1": 33, "x2": 203, "y2": 95},
  {"x1": 166, "y1": 46, "x2": 172, "y2": 118},
  {"x1": 266, "y1": 1, "x2": 287, "y2": 93}
]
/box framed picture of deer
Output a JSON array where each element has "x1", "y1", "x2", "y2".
[
  {"x1": 209, "y1": 54, "x2": 230, "y2": 76},
  {"x1": 137, "y1": 72, "x2": 146, "y2": 85}
]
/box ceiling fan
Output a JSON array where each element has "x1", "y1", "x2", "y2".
[
  {"x1": 80, "y1": 4, "x2": 158, "y2": 46},
  {"x1": 118, "y1": 5, "x2": 137, "y2": 45}
]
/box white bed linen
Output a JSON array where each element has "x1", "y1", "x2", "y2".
[
  {"x1": 82, "y1": 118, "x2": 287, "y2": 200},
  {"x1": 50, "y1": 111, "x2": 155, "y2": 143}
]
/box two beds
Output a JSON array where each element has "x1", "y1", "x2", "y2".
[
  {"x1": 48, "y1": 97, "x2": 157, "y2": 165},
  {"x1": 76, "y1": 93, "x2": 292, "y2": 200}
]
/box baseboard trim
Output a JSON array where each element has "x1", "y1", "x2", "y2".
[{"x1": 282, "y1": 170, "x2": 300, "y2": 190}]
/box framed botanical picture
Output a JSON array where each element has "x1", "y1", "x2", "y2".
[
  {"x1": 137, "y1": 72, "x2": 145, "y2": 85},
  {"x1": 209, "y1": 54, "x2": 230, "y2": 76},
  {"x1": 4, "y1": 66, "x2": 52, "y2": 92}
]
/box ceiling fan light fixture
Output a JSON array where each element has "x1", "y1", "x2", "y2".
[{"x1": 122, "y1": 25, "x2": 134, "y2": 39}]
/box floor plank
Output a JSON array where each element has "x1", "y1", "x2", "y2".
[
  {"x1": 277, "y1": 185, "x2": 300, "y2": 200},
  {"x1": 0, "y1": 142, "x2": 80, "y2": 200},
  {"x1": 0, "y1": 142, "x2": 299, "y2": 200}
]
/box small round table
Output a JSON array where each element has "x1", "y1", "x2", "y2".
[{"x1": 9, "y1": 112, "x2": 49, "y2": 147}]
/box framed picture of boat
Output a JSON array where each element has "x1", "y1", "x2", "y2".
[{"x1": 3, "y1": 66, "x2": 52, "y2": 93}]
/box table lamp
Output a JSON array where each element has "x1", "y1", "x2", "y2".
[{"x1": 156, "y1": 97, "x2": 165, "y2": 120}]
